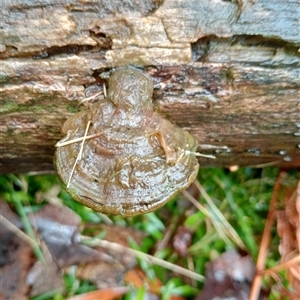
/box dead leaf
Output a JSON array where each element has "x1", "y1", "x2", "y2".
[
  {"x1": 275, "y1": 182, "x2": 300, "y2": 297},
  {"x1": 195, "y1": 250, "x2": 263, "y2": 300},
  {"x1": 124, "y1": 268, "x2": 162, "y2": 295},
  {"x1": 0, "y1": 199, "x2": 34, "y2": 300},
  {"x1": 76, "y1": 260, "x2": 127, "y2": 289},
  {"x1": 173, "y1": 226, "x2": 192, "y2": 257},
  {"x1": 84, "y1": 223, "x2": 144, "y2": 267},
  {"x1": 28, "y1": 204, "x2": 112, "y2": 268},
  {"x1": 27, "y1": 241, "x2": 64, "y2": 297},
  {"x1": 76, "y1": 225, "x2": 144, "y2": 289}
]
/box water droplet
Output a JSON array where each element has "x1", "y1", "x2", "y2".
[
  {"x1": 298, "y1": 144, "x2": 300, "y2": 148},
  {"x1": 296, "y1": 123, "x2": 300, "y2": 128},
  {"x1": 283, "y1": 156, "x2": 292, "y2": 162},
  {"x1": 255, "y1": 201, "x2": 266, "y2": 210},
  {"x1": 285, "y1": 131, "x2": 292, "y2": 134},
  {"x1": 208, "y1": 133, "x2": 218, "y2": 138},
  {"x1": 294, "y1": 132, "x2": 300, "y2": 136},
  {"x1": 247, "y1": 148, "x2": 260, "y2": 155},
  {"x1": 279, "y1": 150, "x2": 287, "y2": 155}
]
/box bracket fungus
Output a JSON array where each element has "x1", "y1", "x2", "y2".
[{"x1": 54, "y1": 67, "x2": 200, "y2": 216}]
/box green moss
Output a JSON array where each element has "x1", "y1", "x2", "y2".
[
  {"x1": 67, "y1": 101, "x2": 80, "y2": 113},
  {"x1": 0, "y1": 74, "x2": 9, "y2": 83},
  {"x1": 31, "y1": 105, "x2": 44, "y2": 112},
  {"x1": 0, "y1": 94, "x2": 63, "y2": 115},
  {"x1": 0, "y1": 101, "x2": 19, "y2": 113},
  {"x1": 221, "y1": 67, "x2": 235, "y2": 84},
  {"x1": 18, "y1": 131, "x2": 30, "y2": 137},
  {"x1": 6, "y1": 128, "x2": 14, "y2": 136},
  {"x1": 0, "y1": 100, "x2": 44, "y2": 114}
]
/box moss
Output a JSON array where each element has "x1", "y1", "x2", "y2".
[
  {"x1": 6, "y1": 128, "x2": 14, "y2": 136},
  {"x1": 0, "y1": 101, "x2": 19, "y2": 113},
  {"x1": 67, "y1": 101, "x2": 80, "y2": 113},
  {"x1": 31, "y1": 105, "x2": 44, "y2": 112},
  {"x1": 221, "y1": 67, "x2": 235, "y2": 84},
  {"x1": 34, "y1": 94, "x2": 55, "y2": 102},
  {"x1": 0, "y1": 74, "x2": 9, "y2": 84},
  {"x1": 18, "y1": 131, "x2": 30, "y2": 137},
  {"x1": 0, "y1": 94, "x2": 64, "y2": 115},
  {"x1": 0, "y1": 100, "x2": 44, "y2": 114}
]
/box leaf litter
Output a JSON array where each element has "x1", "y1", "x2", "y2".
[{"x1": 0, "y1": 168, "x2": 299, "y2": 299}]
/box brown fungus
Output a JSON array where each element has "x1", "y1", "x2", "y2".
[{"x1": 54, "y1": 67, "x2": 199, "y2": 217}]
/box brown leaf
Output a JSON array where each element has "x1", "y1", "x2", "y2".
[
  {"x1": 0, "y1": 199, "x2": 34, "y2": 300},
  {"x1": 75, "y1": 224, "x2": 144, "y2": 289},
  {"x1": 173, "y1": 226, "x2": 193, "y2": 257},
  {"x1": 85, "y1": 223, "x2": 144, "y2": 268},
  {"x1": 276, "y1": 181, "x2": 300, "y2": 297},
  {"x1": 195, "y1": 250, "x2": 259, "y2": 300},
  {"x1": 27, "y1": 241, "x2": 64, "y2": 297},
  {"x1": 28, "y1": 204, "x2": 111, "y2": 268},
  {"x1": 124, "y1": 268, "x2": 162, "y2": 295},
  {"x1": 76, "y1": 260, "x2": 126, "y2": 289}
]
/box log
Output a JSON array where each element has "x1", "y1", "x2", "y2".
[{"x1": 1, "y1": 0, "x2": 299, "y2": 174}]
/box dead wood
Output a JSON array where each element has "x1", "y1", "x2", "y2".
[{"x1": 0, "y1": 0, "x2": 299, "y2": 173}]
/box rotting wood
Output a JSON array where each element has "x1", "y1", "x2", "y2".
[{"x1": 0, "y1": 0, "x2": 299, "y2": 174}]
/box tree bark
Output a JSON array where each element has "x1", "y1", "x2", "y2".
[{"x1": 1, "y1": 0, "x2": 299, "y2": 174}]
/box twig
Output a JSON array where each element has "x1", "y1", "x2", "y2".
[
  {"x1": 149, "y1": 131, "x2": 174, "y2": 163},
  {"x1": 296, "y1": 180, "x2": 300, "y2": 252},
  {"x1": 149, "y1": 131, "x2": 215, "y2": 163},
  {"x1": 249, "y1": 171, "x2": 286, "y2": 300},
  {"x1": 262, "y1": 255, "x2": 300, "y2": 275}
]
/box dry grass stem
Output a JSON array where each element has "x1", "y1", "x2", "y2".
[
  {"x1": 55, "y1": 131, "x2": 104, "y2": 147},
  {"x1": 0, "y1": 215, "x2": 39, "y2": 248},
  {"x1": 182, "y1": 189, "x2": 235, "y2": 247},
  {"x1": 103, "y1": 83, "x2": 107, "y2": 98},
  {"x1": 187, "y1": 255, "x2": 197, "y2": 287},
  {"x1": 193, "y1": 180, "x2": 245, "y2": 249},
  {"x1": 67, "y1": 121, "x2": 91, "y2": 188},
  {"x1": 81, "y1": 236, "x2": 205, "y2": 282},
  {"x1": 79, "y1": 91, "x2": 103, "y2": 105},
  {"x1": 154, "y1": 215, "x2": 178, "y2": 255},
  {"x1": 193, "y1": 152, "x2": 216, "y2": 159}
]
